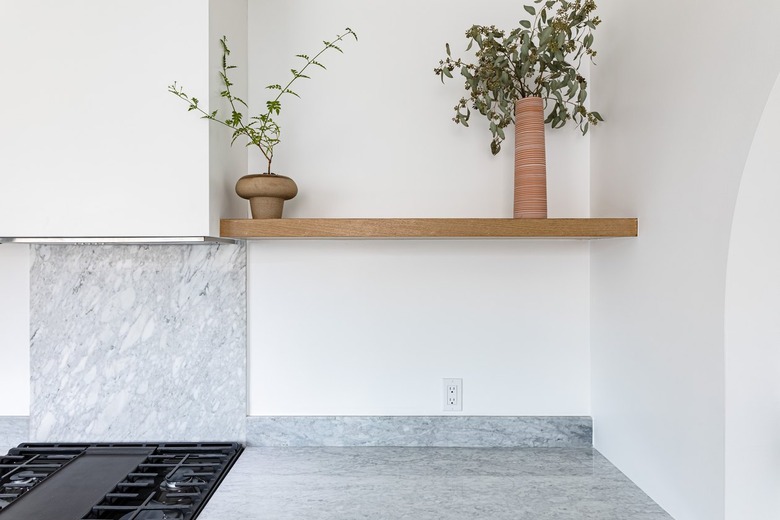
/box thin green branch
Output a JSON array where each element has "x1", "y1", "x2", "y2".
[
  {"x1": 254, "y1": 28, "x2": 357, "y2": 173},
  {"x1": 169, "y1": 28, "x2": 357, "y2": 175}
]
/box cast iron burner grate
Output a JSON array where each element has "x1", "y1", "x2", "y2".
[{"x1": 0, "y1": 443, "x2": 243, "y2": 520}]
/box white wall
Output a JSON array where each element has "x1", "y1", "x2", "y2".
[
  {"x1": 0, "y1": 245, "x2": 30, "y2": 416},
  {"x1": 724, "y1": 72, "x2": 780, "y2": 520},
  {"x1": 590, "y1": 1, "x2": 780, "y2": 519},
  {"x1": 249, "y1": 240, "x2": 590, "y2": 415},
  {"x1": 247, "y1": 0, "x2": 592, "y2": 416}
]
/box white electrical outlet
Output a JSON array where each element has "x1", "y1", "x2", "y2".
[{"x1": 443, "y1": 378, "x2": 462, "y2": 411}]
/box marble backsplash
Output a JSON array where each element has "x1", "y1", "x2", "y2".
[
  {"x1": 29, "y1": 244, "x2": 246, "y2": 443},
  {"x1": 247, "y1": 416, "x2": 592, "y2": 447}
]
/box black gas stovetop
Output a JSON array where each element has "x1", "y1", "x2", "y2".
[{"x1": 0, "y1": 442, "x2": 243, "y2": 520}]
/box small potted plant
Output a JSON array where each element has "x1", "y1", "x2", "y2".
[
  {"x1": 170, "y1": 28, "x2": 357, "y2": 219},
  {"x1": 434, "y1": 0, "x2": 603, "y2": 218}
]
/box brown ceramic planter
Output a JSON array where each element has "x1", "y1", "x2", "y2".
[
  {"x1": 514, "y1": 97, "x2": 548, "y2": 218},
  {"x1": 235, "y1": 174, "x2": 298, "y2": 219}
]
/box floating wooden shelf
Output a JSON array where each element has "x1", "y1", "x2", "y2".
[{"x1": 220, "y1": 218, "x2": 637, "y2": 239}]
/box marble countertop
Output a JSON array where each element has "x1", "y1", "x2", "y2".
[{"x1": 198, "y1": 447, "x2": 673, "y2": 520}]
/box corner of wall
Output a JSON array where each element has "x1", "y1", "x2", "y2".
[{"x1": 209, "y1": 0, "x2": 250, "y2": 235}]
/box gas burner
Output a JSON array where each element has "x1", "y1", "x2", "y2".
[
  {"x1": 161, "y1": 469, "x2": 206, "y2": 491},
  {"x1": 7, "y1": 470, "x2": 42, "y2": 487},
  {"x1": 158, "y1": 470, "x2": 202, "y2": 506}
]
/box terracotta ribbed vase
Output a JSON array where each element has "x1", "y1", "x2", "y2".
[{"x1": 514, "y1": 97, "x2": 548, "y2": 218}]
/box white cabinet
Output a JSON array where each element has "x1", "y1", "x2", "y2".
[{"x1": 0, "y1": 0, "x2": 248, "y2": 238}]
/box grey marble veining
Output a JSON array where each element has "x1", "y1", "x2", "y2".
[
  {"x1": 247, "y1": 416, "x2": 592, "y2": 447},
  {"x1": 0, "y1": 416, "x2": 28, "y2": 447},
  {"x1": 200, "y1": 447, "x2": 674, "y2": 520},
  {"x1": 30, "y1": 244, "x2": 246, "y2": 442}
]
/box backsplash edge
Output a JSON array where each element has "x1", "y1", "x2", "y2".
[{"x1": 247, "y1": 416, "x2": 593, "y2": 447}]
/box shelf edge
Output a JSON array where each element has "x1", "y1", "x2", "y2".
[{"x1": 220, "y1": 218, "x2": 638, "y2": 239}]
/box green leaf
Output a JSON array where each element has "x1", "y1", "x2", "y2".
[
  {"x1": 519, "y1": 20, "x2": 531, "y2": 28},
  {"x1": 266, "y1": 100, "x2": 281, "y2": 115},
  {"x1": 540, "y1": 25, "x2": 553, "y2": 44},
  {"x1": 446, "y1": 43, "x2": 451, "y2": 56},
  {"x1": 524, "y1": 5, "x2": 536, "y2": 16},
  {"x1": 584, "y1": 33, "x2": 593, "y2": 48}
]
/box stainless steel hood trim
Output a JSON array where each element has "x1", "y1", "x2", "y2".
[{"x1": 0, "y1": 236, "x2": 238, "y2": 245}]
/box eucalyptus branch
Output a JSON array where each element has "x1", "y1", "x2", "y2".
[{"x1": 434, "y1": 0, "x2": 603, "y2": 154}]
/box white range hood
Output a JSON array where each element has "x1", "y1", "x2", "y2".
[{"x1": 0, "y1": 236, "x2": 237, "y2": 245}]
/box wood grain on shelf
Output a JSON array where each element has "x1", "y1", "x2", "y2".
[{"x1": 220, "y1": 218, "x2": 638, "y2": 239}]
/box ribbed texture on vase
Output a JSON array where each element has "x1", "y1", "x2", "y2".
[{"x1": 514, "y1": 97, "x2": 548, "y2": 218}]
